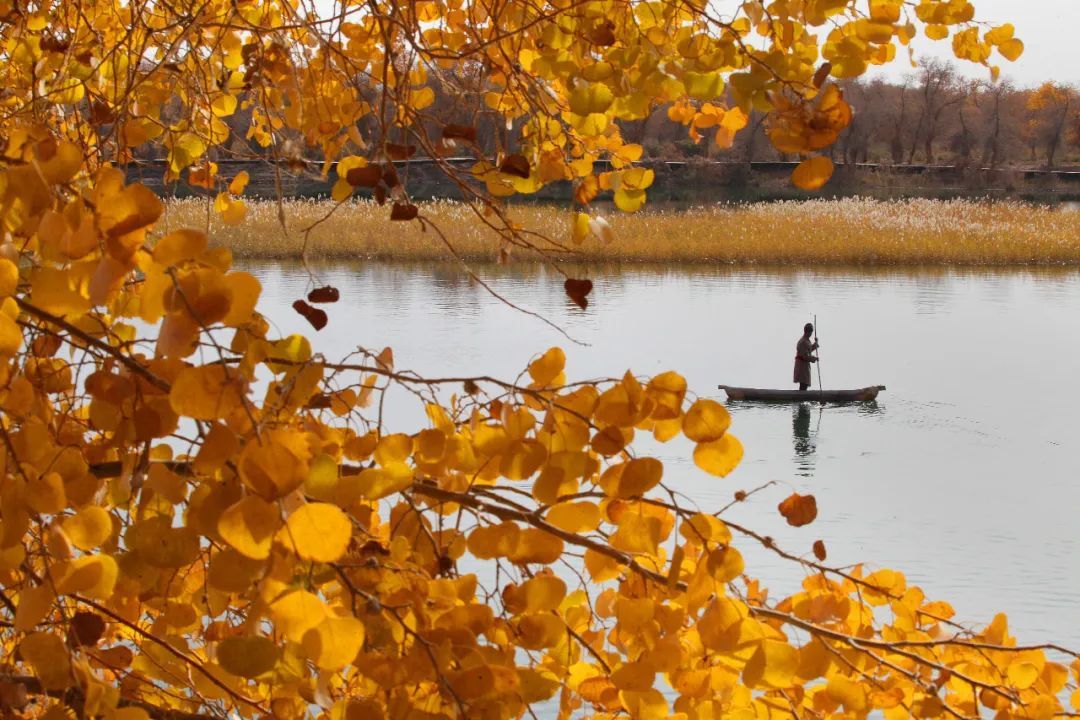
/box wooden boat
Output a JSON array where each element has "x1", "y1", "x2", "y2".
[{"x1": 718, "y1": 385, "x2": 885, "y2": 402}]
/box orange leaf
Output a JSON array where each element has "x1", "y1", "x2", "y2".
[
  {"x1": 792, "y1": 156, "x2": 834, "y2": 191},
  {"x1": 778, "y1": 492, "x2": 818, "y2": 527}
]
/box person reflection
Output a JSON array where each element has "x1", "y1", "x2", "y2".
[{"x1": 793, "y1": 402, "x2": 816, "y2": 478}]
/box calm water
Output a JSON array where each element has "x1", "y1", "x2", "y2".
[{"x1": 246, "y1": 261, "x2": 1080, "y2": 648}]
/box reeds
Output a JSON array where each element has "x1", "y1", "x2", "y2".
[{"x1": 162, "y1": 197, "x2": 1080, "y2": 265}]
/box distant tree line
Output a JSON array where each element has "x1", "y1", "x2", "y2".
[
  {"x1": 636, "y1": 60, "x2": 1080, "y2": 170},
  {"x1": 132, "y1": 58, "x2": 1080, "y2": 173}
]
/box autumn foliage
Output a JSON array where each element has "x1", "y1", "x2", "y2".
[{"x1": 0, "y1": 1, "x2": 1076, "y2": 720}]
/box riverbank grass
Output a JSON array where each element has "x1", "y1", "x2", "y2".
[{"x1": 163, "y1": 197, "x2": 1080, "y2": 265}]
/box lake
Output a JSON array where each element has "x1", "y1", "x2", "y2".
[{"x1": 245, "y1": 261, "x2": 1080, "y2": 648}]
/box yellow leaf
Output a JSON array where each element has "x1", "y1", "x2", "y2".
[
  {"x1": 269, "y1": 590, "x2": 328, "y2": 643},
  {"x1": 999, "y1": 38, "x2": 1023, "y2": 61},
  {"x1": 278, "y1": 503, "x2": 351, "y2": 562},
  {"x1": 0, "y1": 313, "x2": 22, "y2": 355},
  {"x1": 14, "y1": 585, "x2": 53, "y2": 632},
  {"x1": 0, "y1": 259, "x2": 18, "y2": 297},
  {"x1": 221, "y1": 272, "x2": 261, "y2": 327},
  {"x1": 214, "y1": 192, "x2": 247, "y2": 225},
  {"x1": 355, "y1": 464, "x2": 413, "y2": 500},
  {"x1": 684, "y1": 71, "x2": 725, "y2": 101},
  {"x1": 217, "y1": 496, "x2": 282, "y2": 560},
  {"x1": 511, "y1": 575, "x2": 566, "y2": 614},
  {"x1": 792, "y1": 156, "x2": 835, "y2": 191},
  {"x1": 568, "y1": 83, "x2": 614, "y2": 115},
  {"x1": 62, "y1": 505, "x2": 112, "y2": 550},
  {"x1": 743, "y1": 639, "x2": 799, "y2": 688},
  {"x1": 169, "y1": 365, "x2": 246, "y2": 420},
  {"x1": 216, "y1": 635, "x2": 279, "y2": 678},
  {"x1": 412, "y1": 86, "x2": 436, "y2": 110},
  {"x1": 301, "y1": 615, "x2": 365, "y2": 670},
  {"x1": 211, "y1": 94, "x2": 237, "y2": 117},
  {"x1": 228, "y1": 171, "x2": 249, "y2": 195},
  {"x1": 545, "y1": 501, "x2": 600, "y2": 533},
  {"x1": 693, "y1": 435, "x2": 743, "y2": 477},
  {"x1": 528, "y1": 347, "x2": 565, "y2": 386},
  {"x1": 683, "y1": 399, "x2": 731, "y2": 442},
  {"x1": 154, "y1": 230, "x2": 208, "y2": 266},
  {"x1": 1007, "y1": 661, "x2": 1040, "y2": 690},
  {"x1": 55, "y1": 554, "x2": 118, "y2": 599},
  {"x1": 36, "y1": 140, "x2": 83, "y2": 185},
  {"x1": 239, "y1": 429, "x2": 310, "y2": 499},
  {"x1": 613, "y1": 457, "x2": 663, "y2": 498},
  {"x1": 584, "y1": 548, "x2": 621, "y2": 582},
  {"x1": 20, "y1": 632, "x2": 71, "y2": 690},
  {"x1": 827, "y1": 674, "x2": 868, "y2": 712},
  {"x1": 571, "y1": 212, "x2": 591, "y2": 245},
  {"x1": 614, "y1": 187, "x2": 646, "y2": 213}
]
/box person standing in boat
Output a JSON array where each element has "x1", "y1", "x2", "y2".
[{"x1": 794, "y1": 323, "x2": 819, "y2": 391}]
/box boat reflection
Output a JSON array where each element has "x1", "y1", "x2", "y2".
[{"x1": 792, "y1": 400, "x2": 882, "y2": 478}]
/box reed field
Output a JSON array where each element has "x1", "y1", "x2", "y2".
[{"x1": 163, "y1": 197, "x2": 1080, "y2": 265}]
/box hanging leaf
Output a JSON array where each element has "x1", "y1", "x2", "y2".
[
  {"x1": 813, "y1": 540, "x2": 827, "y2": 561},
  {"x1": 307, "y1": 286, "x2": 340, "y2": 304},
  {"x1": 385, "y1": 144, "x2": 416, "y2": 160},
  {"x1": 346, "y1": 166, "x2": 381, "y2": 187},
  {"x1": 812, "y1": 63, "x2": 833, "y2": 88},
  {"x1": 778, "y1": 492, "x2": 818, "y2": 527},
  {"x1": 442, "y1": 124, "x2": 477, "y2": 142},
  {"x1": 564, "y1": 278, "x2": 593, "y2": 310},
  {"x1": 68, "y1": 611, "x2": 105, "y2": 647},
  {"x1": 292, "y1": 299, "x2": 328, "y2": 331},
  {"x1": 390, "y1": 203, "x2": 418, "y2": 221},
  {"x1": 499, "y1": 154, "x2": 531, "y2": 178},
  {"x1": 792, "y1": 156, "x2": 835, "y2": 191}
]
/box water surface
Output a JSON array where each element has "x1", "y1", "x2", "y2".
[{"x1": 246, "y1": 261, "x2": 1080, "y2": 647}]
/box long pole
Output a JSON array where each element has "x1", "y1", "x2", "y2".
[{"x1": 813, "y1": 314, "x2": 824, "y2": 404}]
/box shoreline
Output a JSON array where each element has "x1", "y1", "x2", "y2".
[{"x1": 163, "y1": 197, "x2": 1080, "y2": 266}]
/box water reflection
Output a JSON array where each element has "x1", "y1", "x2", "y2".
[{"x1": 792, "y1": 403, "x2": 817, "y2": 478}]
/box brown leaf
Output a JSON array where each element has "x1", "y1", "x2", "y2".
[
  {"x1": 390, "y1": 203, "x2": 418, "y2": 221},
  {"x1": 574, "y1": 175, "x2": 600, "y2": 205},
  {"x1": 292, "y1": 299, "x2": 328, "y2": 331},
  {"x1": 305, "y1": 393, "x2": 333, "y2": 409},
  {"x1": 812, "y1": 539, "x2": 827, "y2": 561},
  {"x1": 564, "y1": 278, "x2": 593, "y2": 310},
  {"x1": 442, "y1": 124, "x2": 477, "y2": 143},
  {"x1": 589, "y1": 23, "x2": 616, "y2": 46},
  {"x1": 88, "y1": 101, "x2": 115, "y2": 125},
  {"x1": 307, "y1": 286, "x2": 340, "y2": 304},
  {"x1": 778, "y1": 492, "x2": 818, "y2": 527},
  {"x1": 385, "y1": 143, "x2": 416, "y2": 160},
  {"x1": 68, "y1": 611, "x2": 105, "y2": 647},
  {"x1": 40, "y1": 36, "x2": 71, "y2": 53},
  {"x1": 499, "y1": 154, "x2": 531, "y2": 179},
  {"x1": 345, "y1": 166, "x2": 381, "y2": 187},
  {"x1": 812, "y1": 63, "x2": 833, "y2": 89}
]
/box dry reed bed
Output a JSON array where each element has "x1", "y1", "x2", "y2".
[{"x1": 163, "y1": 197, "x2": 1080, "y2": 265}]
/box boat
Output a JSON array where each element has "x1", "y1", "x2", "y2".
[{"x1": 717, "y1": 385, "x2": 885, "y2": 403}]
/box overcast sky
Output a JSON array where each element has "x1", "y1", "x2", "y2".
[{"x1": 865, "y1": 0, "x2": 1079, "y2": 87}]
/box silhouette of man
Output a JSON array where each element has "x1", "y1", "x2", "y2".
[{"x1": 794, "y1": 322, "x2": 819, "y2": 391}]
